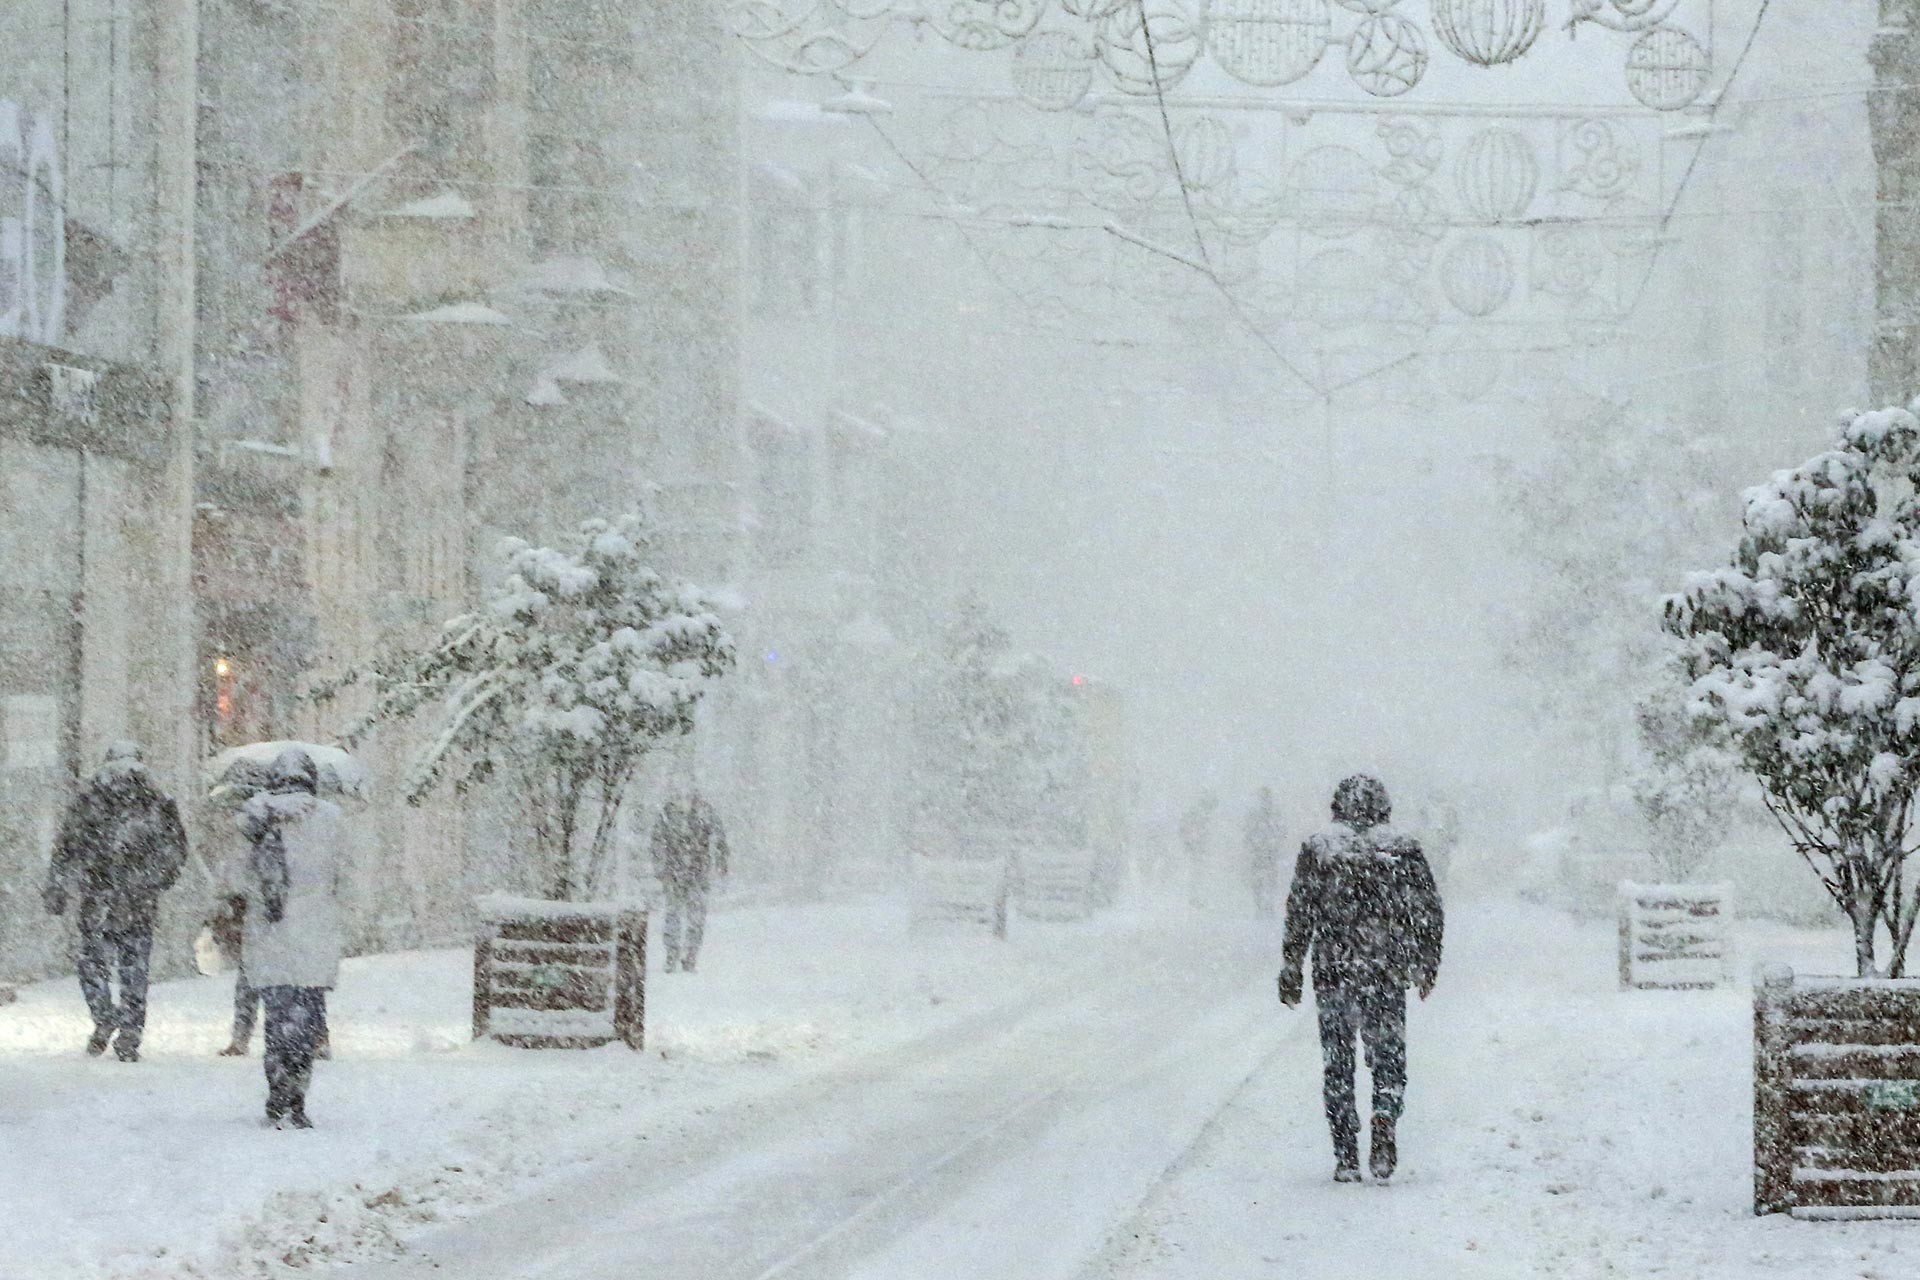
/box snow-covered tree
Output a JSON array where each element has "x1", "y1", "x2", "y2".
[
  {"x1": 320, "y1": 515, "x2": 734, "y2": 900},
  {"x1": 1504, "y1": 400, "x2": 1732, "y2": 776},
  {"x1": 1628, "y1": 672, "x2": 1741, "y2": 883},
  {"x1": 1663, "y1": 406, "x2": 1920, "y2": 976}
]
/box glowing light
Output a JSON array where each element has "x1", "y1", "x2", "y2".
[
  {"x1": 1071, "y1": 674, "x2": 1087, "y2": 687},
  {"x1": 214, "y1": 658, "x2": 231, "y2": 677}
]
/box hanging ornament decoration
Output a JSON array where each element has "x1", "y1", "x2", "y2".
[
  {"x1": 1012, "y1": 30, "x2": 1098, "y2": 110},
  {"x1": 1625, "y1": 26, "x2": 1710, "y2": 110},
  {"x1": 1430, "y1": 0, "x2": 1545, "y2": 67},
  {"x1": 1175, "y1": 116, "x2": 1238, "y2": 190},
  {"x1": 1346, "y1": 12, "x2": 1429, "y2": 97},
  {"x1": 1558, "y1": 118, "x2": 1639, "y2": 201},
  {"x1": 1079, "y1": 109, "x2": 1172, "y2": 210},
  {"x1": 1372, "y1": 183, "x2": 1447, "y2": 282},
  {"x1": 1440, "y1": 235, "x2": 1516, "y2": 316},
  {"x1": 1288, "y1": 145, "x2": 1382, "y2": 239},
  {"x1": 1204, "y1": 0, "x2": 1332, "y2": 88},
  {"x1": 1568, "y1": 0, "x2": 1683, "y2": 33},
  {"x1": 1454, "y1": 127, "x2": 1538, "y2": 223},
  {"x1": 929, "y1": 0, "x2": 1050, "y2": 51},
  {"x1": 1377, "y1": 115, "x2": 1445, "y2": 186},
  {"x1": 1097, "y1": 2, "x2": 1205, "y2": 95},
  {"x1": 1529, "y1": 223, "x2": 1606, "y2": 299}
]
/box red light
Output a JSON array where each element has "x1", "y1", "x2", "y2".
[{"x1": 1071, "y1": 675, "x2": 1086, "y2": 687}]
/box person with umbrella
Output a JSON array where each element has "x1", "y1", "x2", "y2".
[{"x1": 232, "y1": 747, "x2": 346, "y2": 1128}]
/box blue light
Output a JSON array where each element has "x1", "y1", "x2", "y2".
[{"x1": 765, "y1": 650, "x2": 780, "y2": 665}]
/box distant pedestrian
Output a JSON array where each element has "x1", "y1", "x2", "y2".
[
  {"x1": 1178, "y1": 789, "x2": 1218, "y2": 909},
  {"x1": 1278, "y1": 775, "x2": 1444, "y2": 1183},
  {"x1": 651, "y1": 787, "x2": 729, "y2": 973},
  {"x1": 234, "y1": 748, "x2": 344, "y2": 1129},
  {"x1": 1243, "y1": 787, "x2": 1286, "y2": 919},
  {"x1": 44, "y1": 741, "x2": 188, "y2": 1062}
]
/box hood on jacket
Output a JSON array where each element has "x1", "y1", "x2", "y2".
[
  {"x1": 269, "y1": 748, "x2": 319, "y2": 795},
  {"x1": 1331, "y1": 774, "x2": 1392, "y2": 830}
]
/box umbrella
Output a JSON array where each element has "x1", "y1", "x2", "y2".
[{"x1": 203, "y1": 740, "x2": 371, "y2": 809}]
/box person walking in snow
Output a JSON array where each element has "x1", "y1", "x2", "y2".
[
  {"x1": 1244, "y1": 786, "x2": 1286, "y2": 919},
  {"x1": 44, "y1": 741, "x2": 188, "y2": 1061},
  {"x1": 234, "y1": 748, "x2": 344, "y2": 1128},
  {"x1": 651, "y1": 787, "x2": 729, "y2": 973},
  {"x1": 1278, "y1": 775, "x2": 1444, "y2": 1183},
  {"x1": 1178, "y1": 789, "x2": 1218, "y2": 909}
]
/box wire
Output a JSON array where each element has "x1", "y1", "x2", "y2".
[{"x1": 1135, "y1": 4, "x2": 1322, "y2": 396}]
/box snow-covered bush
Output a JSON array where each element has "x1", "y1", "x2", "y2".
[
  {"x1": 320, "y1": 515, "x2": 734, "y2": 900},
  {"x1": 1663, "y1": 406, "x2": 1920, "y2": 975}
]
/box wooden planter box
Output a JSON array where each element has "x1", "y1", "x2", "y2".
[
  {"x1": 472, "y1": 897, "x2": 646, "y2": 1050},
  {"x1": 1618, "y1": 881, "x2": 1733, "y2": 991},
  {"x1": 1754, "y1": 967, "x2": 1920, "y2": 1218}
]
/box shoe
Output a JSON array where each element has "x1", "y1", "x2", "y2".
[
  {"x1": 218, "y1": 1042, "x2": 247, "y2": 1057},
  {"x1": 663, "y1": 956, "x2": 678, "y2": 974},
  {"x1": 681, "y1": 959, "x2": 697, "y2": 973},
  {"x1": 1370, "y1": 1116, "x2": 1397, "y2": 1181},
  {"x1": 1334, "y1": 1164, "x2": 1364, "y2": 1184},
  {"x1": 85, "y1": 1026, "x2": 112, "y2": 1057},
  {"x1": 287, "y1": 1108, "x2": 314, "y2": 1130},
  {"x1": 113, "y1": 1037, "x2": 140, "y2": 1063}
]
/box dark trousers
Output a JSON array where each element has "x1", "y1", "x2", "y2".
[
  {"x1": 232, "y1": 965, "x2": 260, "y2": 1046},
  {"x1": 261, "y1": 986, "x2": 327, "y2": 1120},
  {"x1": 77, "y1": 917, "x2": 155, "y2": 1047},
  {"x1": 1315, "y1": 982, "x2": 1408, "y2": 1164},
  {"x1": 663, "y1": 890, "x2": 708, "y2": 969},
  {"x1": 232, "y1": 965, "x2": 327, "y2": 1054}
]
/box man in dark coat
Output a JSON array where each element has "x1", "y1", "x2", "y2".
[
  {"x1": 44, "y1": 741, "x2": 189, "y2": 1061},
  {"x1": 650, "y1": 788, "x2": 729, "y2": 973},
  {"x1": 1278, "y1": 774, "x2": 1444, "y2": 1183}
]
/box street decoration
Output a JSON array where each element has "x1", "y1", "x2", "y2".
[{"x1": 726, "y1": 1, "x2": 1721, "y2": 112}]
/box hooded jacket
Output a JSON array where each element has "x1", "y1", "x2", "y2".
[
  {"x1": 1280, "y1": 776, "x2": 1444, "y2": 998},
  {"x1": 46, "y1": 742, "x2": 188, "y2": 930},
  {"x1": 233, "y1": 749, "x2": 345, "y2": 989}
]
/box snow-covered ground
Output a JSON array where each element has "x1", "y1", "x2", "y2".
[
  {"x1": 3, "y1": 892, "x2": 1914, "y2": 1279},
  {"x1": 1093, "y1": 905, "x2": 1916, "y2": 1280},
  {"x1": 0, "y1": 898, "x2": 1216, "y2": 1280}
]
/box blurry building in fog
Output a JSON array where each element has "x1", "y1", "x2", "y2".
[
  {"x1": 0, "y1": 4, "x2": 197, "y2": 978},
  {"x1": 190, "y1": 1, "x2": 744, "y2": 948},
  {"x1": 731, "y1": 78, "x2": 963, "y2": 895}
]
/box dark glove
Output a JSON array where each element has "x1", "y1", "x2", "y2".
[
  {"x1": 1277, "y1": 964, "x2": 1304, "y2": 1008},
  {"x1": 1416, "y1": 973, "x2": 1437, "y2": 1001},
  {"x1": 43, "y1": 885, "x2": 67, "y2": 916}
]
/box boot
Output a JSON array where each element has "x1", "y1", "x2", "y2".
[
  {"x1": 219, "y1": 1041, "x2": 248, "y2": 1057},
  {"x1": 1333, "y1": 1130, "x2": 1362, "y2": 1184},
  {"x1": 113, "y1": 1032, "x2": 140, "y2": 1063},
  {"x1": 1370, "y1": 1115, "x2": 1398, "y2": 1181},
  {"x1": 85, "y1": 1025, "x2": 113, "y2": 1057}
]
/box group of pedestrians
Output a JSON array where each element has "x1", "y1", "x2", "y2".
[
  {"x1": 39, "y1": 742, "x2": 732, "y2": 1127},
  {"x1": 45, "y1": 743, "x2": 345, "y2": 1128}
]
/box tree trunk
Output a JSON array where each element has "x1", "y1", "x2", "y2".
[{"x1": 1852, "y1": 901, "x2": 1879, "y2": 977}]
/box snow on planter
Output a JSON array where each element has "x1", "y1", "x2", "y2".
[
  {"x1": 1617, "y1": 881, "x2": 1733, "y2": 990},
  {"x1": 1754, "y1": 966, "x2": 1920, "y2": 1218},
  {"x1": 473, "y1": 896, "x2": 645, "y2": 1050}
]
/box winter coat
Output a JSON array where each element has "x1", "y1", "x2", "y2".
[
  {"x1": 1280, "y1": 820, "x2": 1444, "y2": 999},
  {"x1": 46, "y1": 759, "x2": 188, "y2": 932},
  {"x1": 651, "y1": 797, "x2": 730, "y2": 896},
  {"x1": 233, "y1": 789, "x2": 345, "y2": 989}
]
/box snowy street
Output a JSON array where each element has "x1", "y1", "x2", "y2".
[{"x1": 8, "y1": 891, "x2": 1912, "y2": 1279}]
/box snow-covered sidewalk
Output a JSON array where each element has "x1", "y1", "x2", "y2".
[
  {"x1": 1092, "y1": 901, "x2": 1916, "y2": 1280},
  {"x1": 0, "y1": 898, "x2": 1200, "y2": 1279}
]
